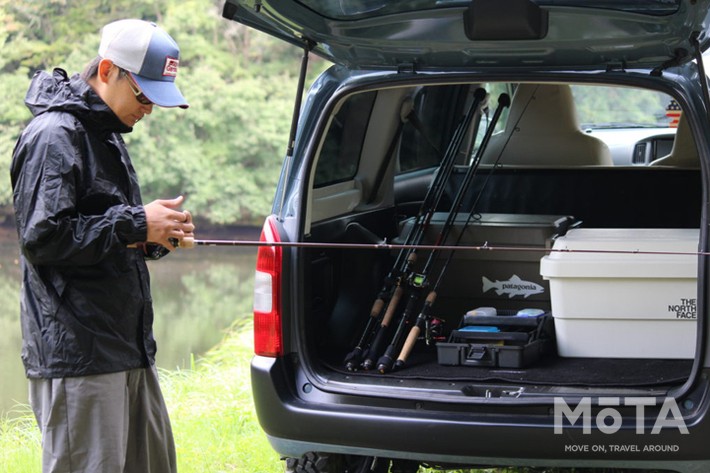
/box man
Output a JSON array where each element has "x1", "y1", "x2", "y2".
[{"x1": 10, "y1": 19, "x2": 194, "y2": 473}]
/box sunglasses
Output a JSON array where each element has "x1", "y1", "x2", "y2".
[{"x1": 119, "y1": 69, "x2": 153, "y2": 106}]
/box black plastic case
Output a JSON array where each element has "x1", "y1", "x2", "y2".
[{"x1": 437, "y1": 310, "x2": 555, "y2": 368}]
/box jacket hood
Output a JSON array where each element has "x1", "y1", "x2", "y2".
[{"x1": 24, "y1": 68, "x2": 132, "y2": 135}]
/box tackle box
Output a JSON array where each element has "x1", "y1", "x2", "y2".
[
  {"x1": 540, "y1": 228, "x2": 698, "y2": 359},
  {"x1": 396, "y1": 213, "x2": 576, "y2": 315},
  {"x1": 436, "y1": 308, "x2": 555, "y2": 368}
]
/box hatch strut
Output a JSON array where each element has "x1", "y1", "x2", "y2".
[
  {"x1": 690, "y1": 31, "x2": 710, "y2": 123},
  {"x1": 287, "y1": 39, "x2": 314, "y2": 157},
  {"x1": 277, "y1": 39, "x2": 314, "y2": 220}
]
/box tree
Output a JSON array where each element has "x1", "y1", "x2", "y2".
[{"x1": 0, "y1": 0, "x2": 328, "y2": 226}]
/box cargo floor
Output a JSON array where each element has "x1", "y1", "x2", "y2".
[{"x1": 324, "y1": 346, "x2": 693, "y2": 387}]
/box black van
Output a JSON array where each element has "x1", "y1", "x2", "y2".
[{"x1": 222, "y1": 1, "x2": 710, "y2": 471}]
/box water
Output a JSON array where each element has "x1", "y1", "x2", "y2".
[{"x1": 0, "y1": 237, "x2": 257, "y2": 417}]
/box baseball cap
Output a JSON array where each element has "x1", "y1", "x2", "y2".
[{"x1": 99, "y1": 19, "x2": 188, "y2": 109}]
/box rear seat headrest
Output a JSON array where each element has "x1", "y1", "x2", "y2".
[
  {"x1": 650, "y1": 113, "x2": 699, "y2": 168},
  {"x1": 480, "y1": 84, "x2": 612, "y2": 166}
]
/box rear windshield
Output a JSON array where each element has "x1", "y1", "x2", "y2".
[
  {"x1": 313, "y1": 81, "x2": 687, "y2": 190},
  {"x1": 296, "y1": 0, "x2": 680, "y2": 20}
]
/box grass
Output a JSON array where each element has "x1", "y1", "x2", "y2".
[
  {"x1": 0, "y1": 322, "x2": 656, "y2": 473},
  {"x1": 160, "y1": 321, "x2": 283, "y2": 473},
  {"x1": 0, "y1": 407, "x2": 41, "y2": 473},
  {"x1": 0, "y1": 320, "x2": 282, "y2": 473}
]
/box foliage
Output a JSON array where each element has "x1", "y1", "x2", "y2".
[
  {"x1": 0, "y1": 0, "x2": 329, "y2": 226},
  {"x1": 572, "y1": 85, "x2": 671, "y2": 127}
]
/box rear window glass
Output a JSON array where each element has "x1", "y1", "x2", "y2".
[
  {"x1": 399, "y1": 85, "x2": 471, "y2": 173},
  {"x1": 315, "y1": 81, "x2": 689, "y2": 193},
  {"x1": 469, "y1": 82, "x2": 682, "y2": 167},
  {"x1": 397, "y1": 82, "x2": 681, "y2": 171},
  {"x1": 572, "y1": 85, "x2": 674, "y2": 129}
]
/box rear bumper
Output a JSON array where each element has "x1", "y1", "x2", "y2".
[{"x1": 251, "y1": 355, "x2": 710, "y2": 471}]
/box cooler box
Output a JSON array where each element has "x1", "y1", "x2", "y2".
[
  {"x1": 397, "y1": 213, "x2": 576, "y2": 315},
  {"x1": 540, "y1": 228, "x2": 698, "y2": 359}
]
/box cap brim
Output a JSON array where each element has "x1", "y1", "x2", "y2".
[{"x1": 132, "y1": 73, "x2": 189, "y2": 109}]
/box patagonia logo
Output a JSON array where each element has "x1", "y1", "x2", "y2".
[{"x1": 482, "y1": 275, "x2": 544, "y2": 299}]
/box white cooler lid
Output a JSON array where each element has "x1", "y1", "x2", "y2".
[{"x1": 541, "y1": 228, "x2": 698, "y2": 278}]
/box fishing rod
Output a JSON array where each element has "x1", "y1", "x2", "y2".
[
  {"x1": 176, "y1": 236, "x2": 708, "y2": 257},
  {"x1": 374, "y1": 92, "x2": 511, "y2": 374},
  {"x1": 416, "y1": 93, "x2": 511, "y2": 281},
  {"x1": 395, "y1": 90, "x2": 534, "y2": 370},
  {"x1": 353, "y1": 87, "x2": 488, "y2": 371}
]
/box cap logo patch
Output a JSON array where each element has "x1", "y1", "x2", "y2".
[{"x1": 163, "y1": 57, "x2": 179, "y2": 77}]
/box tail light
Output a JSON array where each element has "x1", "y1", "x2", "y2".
[{"x1": 253, "y1": 216, "x2": 283, "y2": 357}]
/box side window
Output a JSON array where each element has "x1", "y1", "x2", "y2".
[
  {"x1": 398, "y1": 85, "x2": 471, "y2": 174},
  {"x1": 398, "y1": 83, "x2": 515, "y2": 173},
  {"x1": 314, "y1": 91, "x2": 376, "y2": 188}
]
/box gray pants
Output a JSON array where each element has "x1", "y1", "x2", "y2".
[{"x1": 29, "y1": 366, "x2": 177, "y2": 473}]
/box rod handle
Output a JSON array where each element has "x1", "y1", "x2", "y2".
[
  {"x1": 381, "y1": 286, "x2": 404, "y2": 327},
  {"x1": 127, "y1": 236, "x2": 196, "y2": 249},
  {"x1": 180, "y1": 236, "x2": 196, "y2": 248},
  {"x1": 370, "y1": 297, "x2": 385, "y2": 318},
  {"x1": 396, "y1": 325, "x2": 421, "y2": 366},
  {"x1": 396, "y1": 291, "x2": 437, "y2": 367}
]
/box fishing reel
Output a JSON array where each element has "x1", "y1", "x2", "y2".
[
  {"x1": 425, "y1": 316, "x2": 446, "y2": 345},
  {"x1": 408, "y1": 272, "x2": 428, "y2": 289}
]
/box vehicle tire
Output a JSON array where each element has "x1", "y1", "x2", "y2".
[
  {"x1": 284, "y1": 452, "x2": 343, "y2": 473},
  {"x1": 284, "y1": 453, "x2": 389, "y2": 473}
]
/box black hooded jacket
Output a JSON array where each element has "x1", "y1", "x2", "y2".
[{"x1": 11, "y1": 68, "x2": 158, "y2": 378}]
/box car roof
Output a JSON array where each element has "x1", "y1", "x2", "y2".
[{"x1": 222, "y1": 0, "x2": 710, "y2": 71}]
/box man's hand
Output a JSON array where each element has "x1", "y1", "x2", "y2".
[{"x1": 143, "y1": 196, "x2": 195, "y2": 250}]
